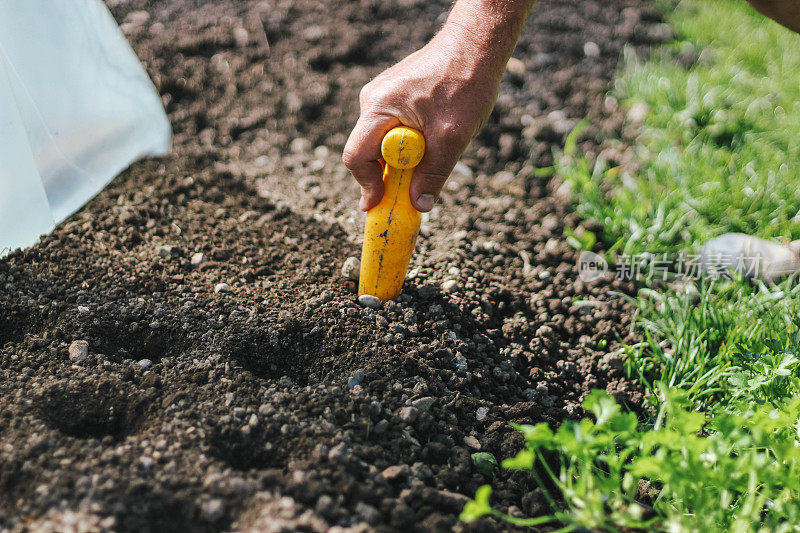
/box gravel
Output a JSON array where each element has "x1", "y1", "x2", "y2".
[
  {"x1": 214, "y1": 283, "x2": 230, "y2": 293},
  {"x1": 357, "y1": 294, "x2": 381, "y2": 309},
  {"x1": 398, "y1": 406, "x2": 419, "y2": 424},
  {"x1": 347, "y1": 369, "x2": 364, "y2": 389},
  {"x1": 441, "y1": 279, "x2": 458, "y2": 293},
  {"x1": 411, "y1": 396, "x2": 434, "y2": 412},
  {"x1": 68, "y1": 340, "x2": 88, "y2": 363},
  {"x1": 341, "y1": 257, "x2": 360, "y2": 281}
]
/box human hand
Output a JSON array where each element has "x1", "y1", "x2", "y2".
[{"x1": 342, "y1": 23, "x2": 506, "y2": 213}]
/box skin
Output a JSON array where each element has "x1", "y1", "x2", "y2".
[
  {"x1": 344, "y1": 0, "x2": 798, "y2": 213},
  {"x1": 342, "y1": 0, "x2": 537, "y2": 212}
]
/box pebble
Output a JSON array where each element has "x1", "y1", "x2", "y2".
[
  {"x1": 381, "y1": 465, "x2": 408, "y2": 481},
  {"x1": 357, "y1": 294, "x2": 381, "y2": 309},
  {"x1": 214, "y1": 283, "x2": 230, "y2": 293},
  {"x1": 506, "y1": 56, "x2": 526, "y2": 75},
  {"x1": 374, "y1": 419, "x2": 389, "y2": 434},
  {"x1": 411, "y1": 397, "x2": 434, "y2": 412},
  {"x1": 232, "y1": 26, "x2": 249, "y2": 47},
  {"x1": 156, "y1": 244, "x2": 181, "y2": 258},
  {"x1": 341, "y1": 257, "x2": 361, "y2": 280},
  {"x1": 347, "y1": 369, "x2": 365, "y2": 389},
  {"x1": 398, "y1": 406, "x2": 419, "y2": 424},
  {"x1": 68, "y1": 340, "x2": 88, "y2": 363},
  {"x1": 476, "y1": 406, "x2": 489, "y2": 422},
  {"x1": 464, "y1": 436, "x2": 481, "y2": 450},
  {"x1": 138, "y1": 359, "x2": 152, "y2": 370},
  {"x1": 191, "y1": 252, "x2": 205, "y2": 266},
  {"x1": 442, "y1": 279, "x2": 458, "y2": 293},
  {"x1": 201, "y1": 498, "x2": 225, "y2": 522},
  {"x1": 328, "y1": 442, "x2": 349, "y2": 463},
  {"x1": 77, "y1": 306, "x2": 90, "y2": 314},
  {"x1": 290, "y1": 137, "x2": 312, "y2": 154},
  {"x1": 584, "y1": 41, "x2": 601, "y2": 57},
  {"x1": 451, "y1": 161, "x2": 474, "y2": 180},
  {"x1": 248, "y1": 414, "x2": 259, "y2": 427}
]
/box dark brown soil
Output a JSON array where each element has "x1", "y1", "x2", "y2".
[{"x1": 0, "y1": 0, "x2": 665, "y2": 531}]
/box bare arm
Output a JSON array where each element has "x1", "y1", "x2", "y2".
[
  {"x1": 747, "y1": 0, "x2": 800, "y2": 33},
  {"x1": 343, "y1": 0, "x2": 537, "y2": 212}
]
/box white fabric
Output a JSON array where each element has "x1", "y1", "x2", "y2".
[{"x1": 0, "y1": 0, "x2": 171, "y2": 253}]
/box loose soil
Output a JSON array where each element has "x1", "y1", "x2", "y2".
[{"x1": 0, "y1": 0, "x2": 666, "y2": 531}]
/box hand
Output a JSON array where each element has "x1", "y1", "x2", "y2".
[{"x1": 342, "y1": 23, "x2": 504, "y2": 212}]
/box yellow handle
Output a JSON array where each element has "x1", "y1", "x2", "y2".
[{"x1": 358, "y1": 126, "x2": 426, "y2": 301}]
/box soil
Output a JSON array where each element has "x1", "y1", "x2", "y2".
[{"x1": 0, "y1": 0, "x2": 666, "y2": 531}]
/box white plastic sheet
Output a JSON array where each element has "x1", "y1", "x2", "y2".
[{"x1": 0, "y1": 0, "x2": 171, "y2": 253}]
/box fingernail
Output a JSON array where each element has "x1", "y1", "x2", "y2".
[
  {"x1": 359, "y1": 195, "x2": 369, "y2": 211},
  {"x1": 415, "y1": 194, "x2": 435, "y2": 212}
]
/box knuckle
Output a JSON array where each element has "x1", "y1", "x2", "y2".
[
  {"x1": 341, "y1": 147, "x2": 358, "y2": 171},
  {"x1": 437, "y1": 121, "x2": 469, "y2": 143}
]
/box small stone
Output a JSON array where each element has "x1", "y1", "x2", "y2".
[
  {"x1": 381, "y1": 465, "x2": 409, "y2": 481},
  {"x1": 201, "y1": 498, "x2": 225, "y2": 522},
  {"x1": 451, "y1": 161, "x2": 474, "y2": 180},
  {"x1": 374, "y1": 419, "x2": 389, "y2": 434},
  {"x1": 138, "y1": 359, "x2": 152, "y2": 370},
  {"x1": 398, "y1": 406, "x2": 419, "y2": 424},
  {"x1": 156, "y1": 244, "x2": 181, "y2": 258},
  {"x1": 341, "y1": 257, "x2": 361, "y2": 280},
  {"x1": 290, "y1": 137, "x2": 312, "y2": 154},
  {"x1": 191, "y1": 252, "x2": 205, "y2": 266},
  {"x1": 68, "y1": 340, "x2": 88, "y2": 363},
  {"x1": 347, "y1": 369, "x2": 365, "y2": 389},
  {"x1": 232, "y1": 26, "x2": 249, "y2": 47},
  {"x1": 328, "y1": 442, "x2": 349, "y2": 463},
  {"x1": 455, "y1": 354, "x2": 468, "y2": 370},
  {"x1": 357, "y1": 294, "x2": 381, "y2": 309},
  {"x1": 476, "y1": 406, "x2": 489, "y2": 422},
  {"x1": 214, "y1": 283, "x2": 230, "y2": 293},
  {"x1": 442, "y1": 279, "x2": 458, "y2": 293},
  {"x1": 506, "y1": 56, "x2": 526, "y2": 75},
  {"x1": 77, "y1": 306, "x2": 90, "y2": 314},
  {"x1": 248, "y1": 414, "x2": 259, "y2": 427},
  {"x1": 538, "y1": 270, "x2": 551, "y2": 280},
  {"x1": 583, "y1": 41, "x2": 601, "y2": 57},
  {"x1": 411, "y1": 397, "x2": 434, "y2": 412},
  {"x1": 464, "y1": 436, "x2": 481, "y2": 450}
]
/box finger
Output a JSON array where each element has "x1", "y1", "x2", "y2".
[
  {"x1": 408, "y1": 139, "x2": 461, "y2": 212},
  {"x1": 342, "y1": 113, "x2": 400, "y2": 211}
]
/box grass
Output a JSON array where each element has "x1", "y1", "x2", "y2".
[{"x1": 462, "y1": 0, "x2": 800, "y2": 530}]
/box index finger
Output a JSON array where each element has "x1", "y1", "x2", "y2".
[{"x1": 342, "y1": 113, "x2": 400, "y2": 211}]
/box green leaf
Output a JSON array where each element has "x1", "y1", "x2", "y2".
[
  {"x1": 501, "y1": 449, "x2": 535, "y2": 470},
  {"x1": 460, "y1": 485, "x2": 493, "y2": 523},
  {"x1": 583, "y1": 390, "x2": 620, "y2": 425},
  {"x1": 471, "y1": 452, "x2": 499, "y2": 478}
]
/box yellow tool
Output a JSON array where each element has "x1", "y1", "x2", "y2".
[{"x1": 358, "y1": 126, "x2": 425, "y2": 301}]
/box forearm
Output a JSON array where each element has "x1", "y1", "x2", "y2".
[
  {"x1": 748, "y1": 0, "x2": 800, "y2": 33},
  {"x1": 441, "y1": 0, "x2": 537, "y2": 83}
]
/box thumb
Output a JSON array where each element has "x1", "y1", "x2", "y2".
[{"x1": 408, "y1": 141, "x2": 459, "y2": 213}]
